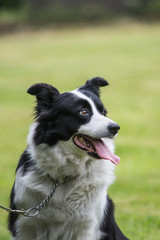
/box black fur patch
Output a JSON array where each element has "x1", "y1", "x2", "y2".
[
  {"x1": 27, "y1": 83, "x2": 60, "y2": 116},
  {"x1": 79, "y1": 77, "x2": 109, "y2": 97},
  {"x1": 8, "y1": 184, "x2": 18, "y2": 237},
  {"x1": 16, "y1": 149, "x2": 35, "y2": 175},
  {"x1": 100, "y1": 196, "x2": 129, "y2": 240}
]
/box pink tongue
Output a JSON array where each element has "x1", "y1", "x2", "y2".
[{"x1": 92, "y1": 139, "x2": 120, "y2": 165}]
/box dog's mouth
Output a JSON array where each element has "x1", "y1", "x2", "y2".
[{"x1": 73, "y1": 134, "x2": 120, "y2": 165}]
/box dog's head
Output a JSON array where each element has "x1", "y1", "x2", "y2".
[{"x1": 27, "y1": 77, "x2": 120, "y2": 178}]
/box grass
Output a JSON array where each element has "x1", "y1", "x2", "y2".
[{"x1": 0, "y1": 22, "x2": 160, "y2": 239}]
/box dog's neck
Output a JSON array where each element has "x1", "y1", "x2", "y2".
[{"x1": 47, "y1": 173, "x2": 78, "y2": 185}]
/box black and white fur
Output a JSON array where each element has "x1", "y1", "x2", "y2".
[{"x1": 8, "y1": 77, "x2": 128, "y2": 240}]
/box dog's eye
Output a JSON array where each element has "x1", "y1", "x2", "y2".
[
  {"x1": 79, "y1": 109, "x2": 89, "y2": 116},
  {"x1": 102, "y1": 110, "x2": 107, "y2": 116}
]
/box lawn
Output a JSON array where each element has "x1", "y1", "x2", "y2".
[{"x1": 0, "y1": 22, "x2": 160, "y2": 239}]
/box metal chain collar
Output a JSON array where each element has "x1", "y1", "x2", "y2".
[{"x1": 0, "y1": 181, "x2": 58, "y2": 217}]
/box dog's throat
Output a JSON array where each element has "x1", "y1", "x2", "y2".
[{"x1": 73, "y1": 134, "x2": 120, "y2": 165}]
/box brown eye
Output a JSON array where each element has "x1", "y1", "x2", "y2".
[
  {"x1": 79, "y1": 109, "x2": 89, "y2": 116},
  {"x1": 102, "y1": 110, "x2": 106, "y2": 116}
]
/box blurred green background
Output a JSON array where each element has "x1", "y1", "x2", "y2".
[{"x1": 0, "y1": 1, "x2": 160, "y2": 240}]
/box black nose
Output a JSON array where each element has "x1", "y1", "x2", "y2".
[{"x1": 108, "y1": 123, "x2": 120, "y2": 136}]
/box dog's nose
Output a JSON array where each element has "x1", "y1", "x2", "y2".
[{"x1": 108, "y1": 123, "x2": 120, "y2": 136}]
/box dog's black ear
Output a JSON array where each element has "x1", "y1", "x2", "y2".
[
  {"x1": 79, "y1": 77, "x2": 109, "y2": 97},
  {"x1": 27, "y1": 83, "x2": 60, "y2": 115}
]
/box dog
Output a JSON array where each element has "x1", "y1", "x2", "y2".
[{"x1": 8, "y1": 77, "x2": 129, "y2": 240}]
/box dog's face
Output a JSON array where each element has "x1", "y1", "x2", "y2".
[{"x1": 28, "y1": 77, "x2": 120, "y2": 167}]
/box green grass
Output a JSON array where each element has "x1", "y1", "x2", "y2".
[{"x1": 0, "y1": 22, "x2": 160, "y2": 239}]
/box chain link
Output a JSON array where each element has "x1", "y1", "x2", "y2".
[
  {"x1": 35, "y1": 181, "x2": 58, "y2": 215},
  {"x1": 0, "y1": 181, "x2": 58, "y2": 217}
]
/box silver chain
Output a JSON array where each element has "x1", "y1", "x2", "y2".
[{"x1": 0, "y1": 181, "x2": 58, "y2": 217}]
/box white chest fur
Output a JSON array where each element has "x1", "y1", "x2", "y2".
[{"x1": 14, "y1": 157, "x2": 115, "y2": 240}]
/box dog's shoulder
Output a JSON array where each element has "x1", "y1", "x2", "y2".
[
  {"x1": 16, "y1": 148, "x2": 35, "y2": 176},
  {"x1": 8, "y1": 148, "x2": 35, "y2": 236}
]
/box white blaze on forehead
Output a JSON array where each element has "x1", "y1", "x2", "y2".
[
  {"x1": 71, "y1": 89, "x2": 97, "y2": 110},
  {"x1": 71, "y1": 89, "x2": 115, "y2": 139}
]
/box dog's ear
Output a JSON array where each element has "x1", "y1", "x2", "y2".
[
  {"x1": 27, "y1": 83, "x2": 60, "y2": 116},
  {"x1": 79, "y1": 77, "x2": 109, "y2": 96}
]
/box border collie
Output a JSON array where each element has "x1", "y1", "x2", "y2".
[{"x1": 8, "y1": 77, "x2": 129, "y2": 240}]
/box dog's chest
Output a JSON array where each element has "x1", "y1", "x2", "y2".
[
  {"x1": 43, "y1": 186, "x2": 105, "y2": 240},
  {"x1": 26, "y1": 181, "x2": 107, "y2": 240},
  {"x1": 15, "y1": 160, "x2": 113, "y2": 239},
  {"x1": 39, "y1": 180, "x2": 106, "y2": 221}
]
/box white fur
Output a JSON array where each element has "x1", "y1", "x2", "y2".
[{"x1": 12, "y1": 91, "x2": 117, "y2": 240}]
